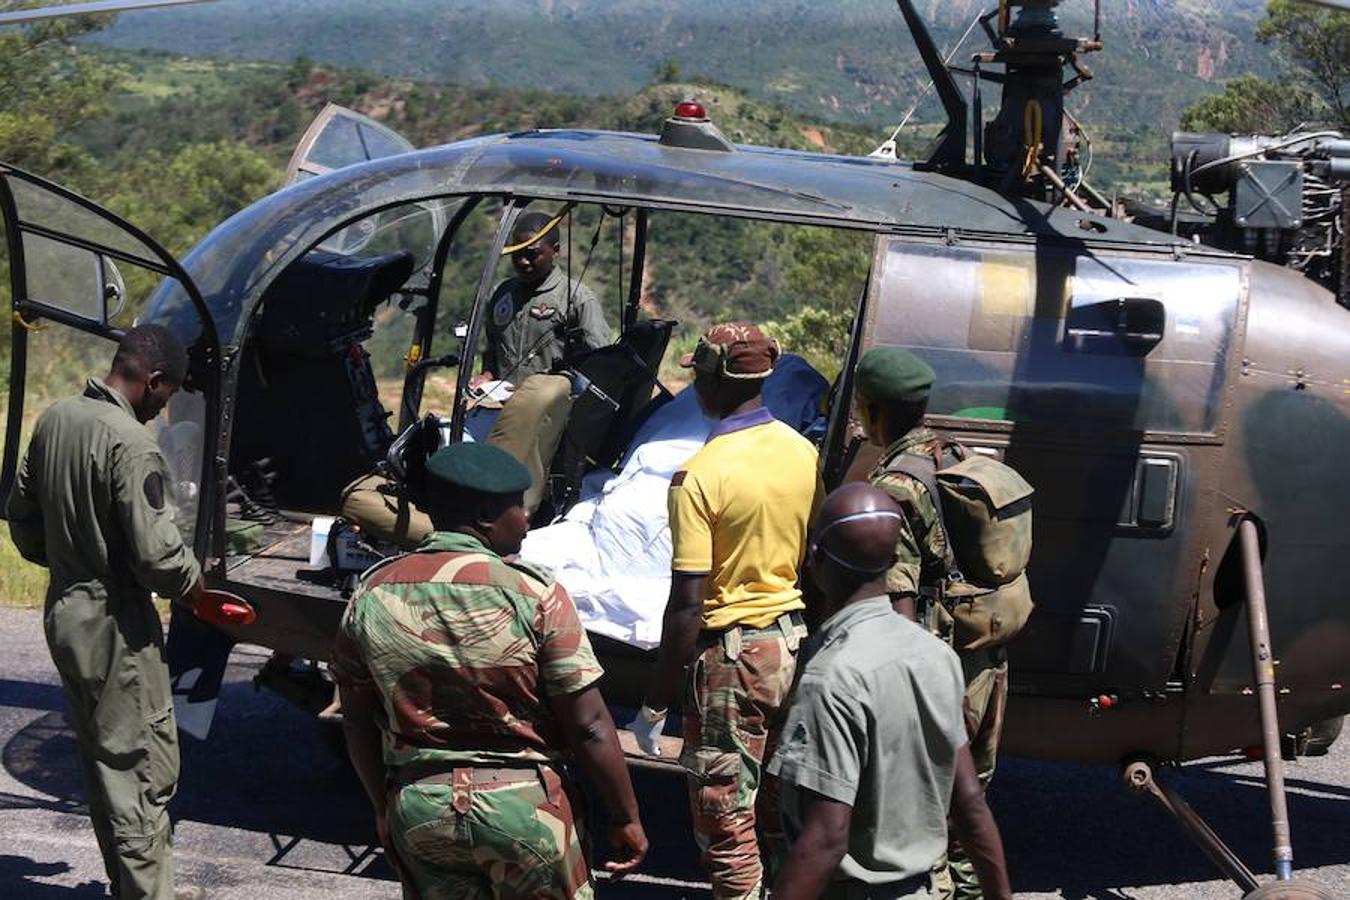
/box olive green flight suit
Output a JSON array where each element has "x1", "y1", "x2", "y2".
[
  {"x1": 483, "y1": 268, "x2": 610, "y2": 383},
  {"x1": 7, "y1": 376, "x2": 200, "y2": 900}
]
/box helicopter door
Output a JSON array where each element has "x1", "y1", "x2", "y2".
[
  {"x1": 0, "y1": 164, "x2": 221, "y2": 561},
  {"x1": 863, "y1": 236, "x2": 1243, "y2": 696},
  {"x1": 285, "y1": 103, "x2": 417, "y2": 185}
]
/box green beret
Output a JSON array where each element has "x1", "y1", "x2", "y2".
[
  {"x1": 855, "y1": 348, "x2": 935, "y2": 404},
  {"x1": 425, "y1": 443, "x2": 531, "y2": 494}
]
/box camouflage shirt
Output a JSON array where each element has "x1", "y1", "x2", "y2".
[
  {"x1": 868, "y1": 427, "x2": 949, "y2": 600},
  {"x1": 332, "y1": 531, "x2": 603, "y2": 770}
]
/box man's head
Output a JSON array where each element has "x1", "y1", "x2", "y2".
[
  {"x1": 679, "y1": 322, "x2": 780, "y2": 418},
  {"x1": 107, "y1": 324, "x2": 189, "y2": 423},
  {"x1": 506, "y1": 211, "x2": 563, "y2": 285},
  {"x1": 423, "y1": 443, "x2": 533, "y2": 555},
  {"x1": 807, "y1": 482, "x2": 903, "y2": 616},
  {"x1": 853, "y1": 347, "x2": 935, "y2": 447}
]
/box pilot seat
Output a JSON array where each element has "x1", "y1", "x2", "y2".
[{"x1": 230, "y1": 249, "x2": 414, "y2": 512}]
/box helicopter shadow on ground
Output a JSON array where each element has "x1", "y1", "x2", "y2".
[
  {"x1": 1, "y1": 647, "x2": 707, "y2": 893},
  {"x1": 990, "y1": 753, "x2": 1349, "y2": 895}
]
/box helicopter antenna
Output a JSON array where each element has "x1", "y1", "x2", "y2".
[
  {"x1": 873, "y1": 10, "x2": 984, "y2": 161},
  {"x1": 0, "y1": 0, "x2": 213, "y2": 26},
  {"x1": 893, "y1": 0, "x2": 968, "y2": 173}
]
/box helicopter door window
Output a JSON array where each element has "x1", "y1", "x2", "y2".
[
  {"x1": 284, "y1": 103, "x2": 418, "y2": 183},
  {"x1": 869, "y1": 239, "x2": 1242, "y2": 436},
  {"x1": 0, "y1": 168, "x2": 219, "y2": 557},
  {"x1": 19, "y1": 234, "x2": 129, "y2": 326}
]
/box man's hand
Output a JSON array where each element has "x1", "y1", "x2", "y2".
[
  {"x1": 631, "y1": 705, "x2": 667, "y2": 756},
  {"x1": 469, "y1": 371, "x2": 495, "y2": 390},
  {"x1": 604, "y1": 821, "x2": 649, "y2": 877}
]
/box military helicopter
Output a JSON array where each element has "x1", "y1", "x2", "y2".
[{"x1": 3, "y1": 0, "x2": 1349, "y2": 895}]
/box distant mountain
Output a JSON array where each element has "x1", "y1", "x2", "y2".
[{"x1": 93, "y1": 0, "x2": 1274, "y2": 136}]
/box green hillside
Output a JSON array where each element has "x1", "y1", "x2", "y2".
[{"x1": 88, "y1": 0, "x2": 1273, "y2": 153}]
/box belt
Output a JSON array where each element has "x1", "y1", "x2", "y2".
[
  {"x1": 699, "y1": 610, "x2": 807, "y2": 660},
  {"x1": 702, "y1": 609, "x2": 805, "y2": 640},
  {"x1": 392, "y1": 762, "x2": 542, "y2": 788}
]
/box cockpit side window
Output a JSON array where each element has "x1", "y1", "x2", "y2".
[{"x1": 868, "y1": 239, "x2": 1242, "y2": 436}]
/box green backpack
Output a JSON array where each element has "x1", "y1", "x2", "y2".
[{"x1": 886, "y1": 443, "x2": 1035, "y2": 650}]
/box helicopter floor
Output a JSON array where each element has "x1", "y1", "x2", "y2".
[{"x1": 223, "y1": 517, "x2": 344, "y2": 603}]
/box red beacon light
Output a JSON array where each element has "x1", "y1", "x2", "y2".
[
  {"x1": 659, "y1": 99, "x2": 731, "y2": 151},
  {"x1": 673, "y1": 100, "x2": 708, "y2": 121}
]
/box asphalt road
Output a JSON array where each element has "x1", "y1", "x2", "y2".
[{"x1": 1, "y1": 607, "x2": 1346, "y2": 899}]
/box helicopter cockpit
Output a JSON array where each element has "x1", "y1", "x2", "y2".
[{"x1": 189, "y1": 105, "x2": 861, "y2": 653}]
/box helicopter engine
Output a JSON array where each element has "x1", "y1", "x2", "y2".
[{"x1": 1170, "y1": 131, "x2": 1350, "y2": 302}]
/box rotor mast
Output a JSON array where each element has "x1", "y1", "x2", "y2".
[{"x1": 902, "y1": 0, "x2": 1104, "y2": 209}]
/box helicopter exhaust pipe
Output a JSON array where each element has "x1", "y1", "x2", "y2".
[{"x1": 1239, "y1": 518, "x2": 1296, "y2": 881}]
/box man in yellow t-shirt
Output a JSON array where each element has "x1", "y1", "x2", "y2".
[{"x1": 635, "y1": 322, "x2": 822, "y2": 900}]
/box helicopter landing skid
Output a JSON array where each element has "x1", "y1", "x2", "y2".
[
  {"x1": 1120, "y1": 518, "x2": 1335, "y2": 899},
  {"x1": 1122, "y1": 756, "x2": 1259, "y2": 893}
]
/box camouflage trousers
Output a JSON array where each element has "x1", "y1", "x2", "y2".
[
  {"x1": 45, "y1": 584, "x2": 179, "y2": 900},
  {"x1": 931, "y1": 651, "x2": 1009, "y2": 900},
  {"x1": 680, "y1": 614, "x2": 805, "y2": 900},
  {"x1": 388, "y1": 764, "x2": 592, "y2": 900}
]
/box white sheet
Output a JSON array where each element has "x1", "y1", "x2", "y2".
[
  {"x1": 520, "y1": 355, "x2": 829, "y2": 649},
  {"x1": 520, "y1": 388, "x2": 713, "y2": 648}
]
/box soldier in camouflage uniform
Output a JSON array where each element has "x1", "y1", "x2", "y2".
[
  {"x1": 333, "y1": 442, "x2": 647, "y2": 900},
  {"x1": 475, "y1": 210, "x2": 611, "y2": 386},
  {"x1": 853, "y1": 348, "x2": 1009, "y2": 900},
  {"x1": 634, "y1": 324, "x2": 822, "y2": 900},
  {"x1": 7, "y1": 325, "x2": 206, "y2": 900}
]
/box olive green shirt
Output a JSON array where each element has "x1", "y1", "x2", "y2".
[
  {"x1": 869, "y1": 427, "x2": 949, "y2": 599},
  {"x1": 769, "y1": 596, "x2": 967, "y2": 886},
  {"x1": 482, "y1": 267, "x2": 610, "y2": 382},
  {"x1": 6, "y1": 377, "x2": 200, "y2": 603}
]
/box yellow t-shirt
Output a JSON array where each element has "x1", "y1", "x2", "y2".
[{"x1": 669, "y1": 408, "x2": 824, "y2": 630}]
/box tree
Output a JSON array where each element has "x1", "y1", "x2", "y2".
[
  {"x1": 1258, "y1": 0, "x2": 1349, "y2": 129},
  {"x1": 654, "y1": 58, "x2": 681, "y2": 84},
  {"x1": 101, "y1": 141, "x2": 281, "y2": 256},
  {"x1": 0, "y1": 16, "x2": 122, "y2": 178},
  {"x1": 1180, "y1": 74, "x2": 1321, "y2": 134},
  {"x1": 1180, "y1": 0, "x2": 1347, "y2": 135}
]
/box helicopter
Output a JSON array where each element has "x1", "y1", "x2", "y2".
[{"x1": 2, "y1": 0, "x2": 1349, "y2": 896}]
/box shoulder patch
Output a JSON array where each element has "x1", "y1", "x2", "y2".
[
  {"x1": 492, "y1": 293, "x2": 515, "y2": 328},
  {"x1": 670, "y1": 471, "x2": 688, "y2": 488},
  {"x1": 143, "y1": 472, "x2": 165, "y2": 510}
]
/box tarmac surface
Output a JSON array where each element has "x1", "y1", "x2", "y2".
[{"x1": 0, "y1": 607, "x2": 1347, "y2": 899}]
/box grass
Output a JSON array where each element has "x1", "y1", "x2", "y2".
[{"x1": 0, "y1": 537, "x2": 48, "y2": 609}]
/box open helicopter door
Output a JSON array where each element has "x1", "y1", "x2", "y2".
[
  {"x1": 285, "y1": 102, "x2": 417, "y2": 184},
  {"x1": 286, "y1": 104, "x2": 446, "y2": 260},
  {"x1": 0, "y1": 164, "x2": 221, "y2": 551},
  {"x1": 0, "y1": 164, "x2": 224, "y2": 735}
]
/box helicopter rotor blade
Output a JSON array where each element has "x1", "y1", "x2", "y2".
[
  {"x1": 0, "y1": 0, "x2": 213, "y2": 26},
  {"x1": 1296, "y1": 0, "x2": 1349, "y2": 9}
]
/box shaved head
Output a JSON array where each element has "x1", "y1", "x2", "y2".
[
  {"x1": 815, "y1": 483, "x2": 903, "y2": 574},
  {"x1": 808, "y1": 483, "x2": 904, "y2": 614}
]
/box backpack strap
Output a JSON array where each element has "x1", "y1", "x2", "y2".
[{"x1": 882, "y1": 444, "x2": 960, "y2": 579}]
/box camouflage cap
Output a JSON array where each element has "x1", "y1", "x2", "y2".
[
  {"x1": 679, "y1": 322, "x2": 780, "y2": 380},
  {"x1": 855, "y1": 347, "x2": 935, "y2": 403},
  {"x1": 425, "y1": 443, "x2": 531, "y2": 494}
]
